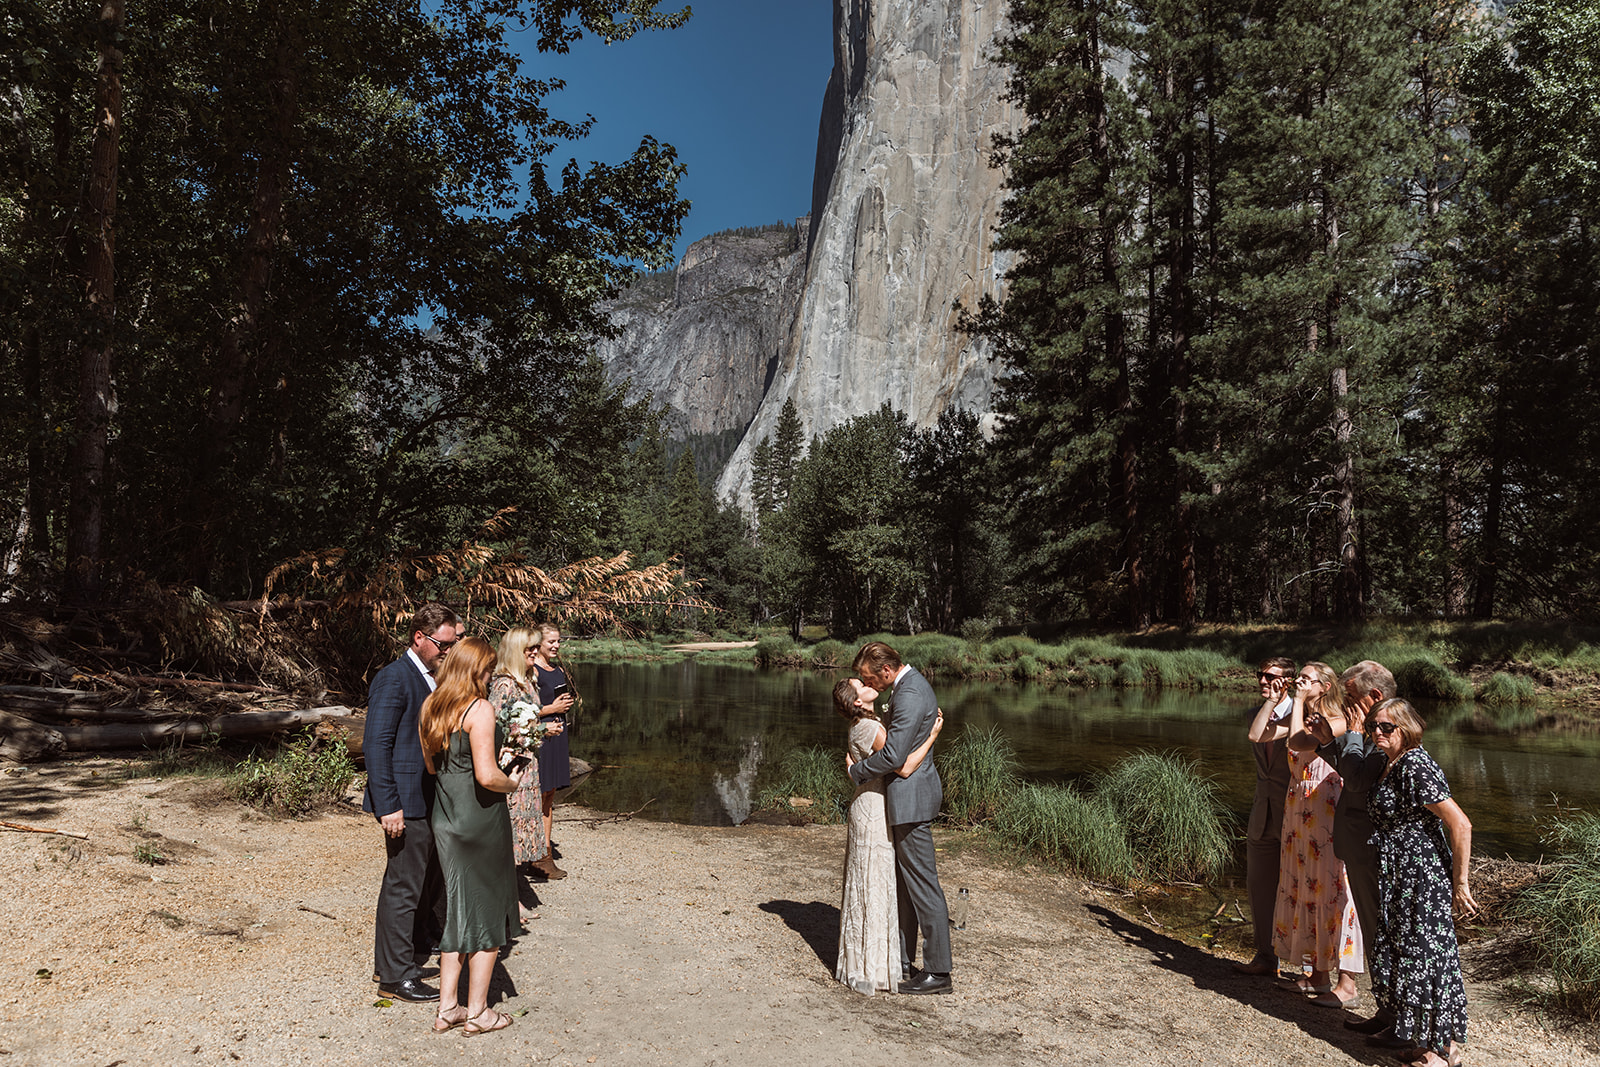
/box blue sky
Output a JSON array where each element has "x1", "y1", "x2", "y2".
[{"x1": 512, "y1": 2, "x2": 835, "y2": 264}]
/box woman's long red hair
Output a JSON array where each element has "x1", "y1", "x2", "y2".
[{"x1": 417, "y1": 635, "x2": 496, "y2": 760}]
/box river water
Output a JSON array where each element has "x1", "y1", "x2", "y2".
[{"x1": 563, "y1": 660, "x2": 1600, "y2": 862}]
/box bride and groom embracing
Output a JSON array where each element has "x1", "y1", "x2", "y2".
[{"x1": 833, "y1": 641, "x2": 954, "y2": 996}]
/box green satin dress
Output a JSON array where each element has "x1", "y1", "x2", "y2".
[{"x1": 431, "y1": 725, "x2": 518, "y2": 954}]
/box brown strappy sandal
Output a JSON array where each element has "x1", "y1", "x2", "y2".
[{"x1": 463, "y1": 1008, "x2": 512, "y2": 1036}]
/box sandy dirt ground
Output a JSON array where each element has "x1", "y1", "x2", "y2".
[{"x1": 0, "y1": 759, "x2": 1595, "y2": 1067}]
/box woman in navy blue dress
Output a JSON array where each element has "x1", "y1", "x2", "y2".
[
  {"x1": 531, "y1": 623, "x2": 576, "y2": 880},
  {"x1": 1366, "y1": 698, "x2": 1477, "y2": 1067}
]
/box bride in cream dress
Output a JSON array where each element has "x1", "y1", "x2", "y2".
[{"x1": 832, "y1": 678, "x2": 943, "y2": 995}]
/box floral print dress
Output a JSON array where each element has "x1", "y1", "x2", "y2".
[
  {"x1": 1272, "y1": 747, "x2": 1364, "y2": 973},
  {"x1": 1369, "y1": 747, "x2": 1469, "y2": 1052},
  {"x1": 488, "y1": 674, "x2": 548, "y2": 865}
]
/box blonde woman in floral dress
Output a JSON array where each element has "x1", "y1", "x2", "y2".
[
  {"x1": 1251, "y1": 661, "x2": 1364, "y2": 1008},
  {"x1": 489, "y1": 627, "x2": 561, "y2": 921}
]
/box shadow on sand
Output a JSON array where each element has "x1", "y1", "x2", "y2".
[
  {"x1": 1086, "y1": 903, "x2": 1395, "y2": 1064},
  {"x1": 759, "y1": 898, "x2": 840, "y2": 970}
]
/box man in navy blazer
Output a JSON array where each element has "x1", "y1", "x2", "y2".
[
  {"x1": 848, "y1": 641, "x2": 953, "y2": 994},
  {"x1": 363, "y1": 602, "x2": 460, "y2": 1001}
]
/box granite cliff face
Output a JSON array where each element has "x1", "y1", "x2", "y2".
[
  {"x1": 596, "y1": 0, "x2": 1018, "y2": 505},
  {"x1": 717, "y1": 0, "x2": 1018, "y2": 503},
  {"x1": 592, "y1": 225, "x2": 807, "y2": 438}
]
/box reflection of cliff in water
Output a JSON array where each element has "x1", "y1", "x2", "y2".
[
  {"x1": 570, "y1": 660, "x2": 838, "y2": 823},
  {"x1": 711, "y1": 737, "x2": 763, "y2": 826}
]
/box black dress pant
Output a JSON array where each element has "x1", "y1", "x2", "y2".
[{"x1": 373, "y1": 816, "x2": 445, "y2": 983}]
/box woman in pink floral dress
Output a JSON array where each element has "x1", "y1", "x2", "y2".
[
  {"x1": 489, "y1": 626, "x2": 561, "y2": 921},
  {"x1": 1251, "y1": 661, "x2": 1364, "y2": 1008}
]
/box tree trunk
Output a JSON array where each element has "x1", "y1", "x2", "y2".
[
  {"x1": 1472, "y1": 388, "x2": 1508, "y2": 619},
  {"x1": 1441, "y1": 456, "x2": 1468, "y2": 617},
  {"x1": 196, "y1": 9, "x2": 304, "y2": 576},
  {"x1": 1330, "y1": 364, "x2": 1363, "y2": 621},
  {"x1": 65, "y1": 0, "x2": 125, "y2": 605}
]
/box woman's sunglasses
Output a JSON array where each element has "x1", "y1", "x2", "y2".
[{"x1": 1368, "y1": 721, "x2": 1400, "y2": 736}]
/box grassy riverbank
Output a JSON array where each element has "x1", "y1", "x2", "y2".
[{"x1": 571, "y1": 619, "x2": 1600, "y2": 718}]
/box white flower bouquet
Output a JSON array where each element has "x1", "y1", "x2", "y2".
[{"x1": 498, "y1": 699, "x2": 549, "y2": 770}]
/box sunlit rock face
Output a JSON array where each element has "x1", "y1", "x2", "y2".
[
  {"x1": 594, "y1": 1, "x2": 1016, "y2": 502},
  {"x1": 714, "y1": 0, "x2": 1017, "y2": 505},
  {"x1": 593, "y1": 225, "x2": 807, "y2": 437}
]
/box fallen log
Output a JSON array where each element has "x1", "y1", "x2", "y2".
[
  {"x1": 106, "y1": 672, "x2": 283, "y2": 694},
  {"x1": 0, "y1": 684, "x2": 121, "y2": 715},
  {"x1": 0, "y1": 709, "x2": 67, "y2": 762},
  {"x1": 43, "y1": 705, "x2": 354, "y2": 752}
]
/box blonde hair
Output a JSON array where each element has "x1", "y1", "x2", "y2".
[
  {"x1": 417, "y1": 636, "x2": 496, "y2": 760},
  {"x1": 495, "y1": 626, "x2": 538, "y2": 689},
  {"x1": 1301, "y1": 661, "x2": 1347, "y2": 728},
  {"x1": 1371, "y1": 697, "x2": 1425, "y2": 751}
]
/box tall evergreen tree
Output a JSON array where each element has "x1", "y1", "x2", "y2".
[{"x1": 977, "y1": 0, "x2": 1147, "y2": 625}]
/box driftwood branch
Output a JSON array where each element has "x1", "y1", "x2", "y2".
[
  {"x1": 566, "y1": 797, "x2": 654, "y2": 827},
  {"x1": 1, "y1": 819, "x2": 89, "y2": 840}
]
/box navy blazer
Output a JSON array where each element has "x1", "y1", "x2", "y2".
[
  {"x1": 848, "y1": 666, "x2": 943, "y2": 826},
  {"x1": 362, "y1": 653, "x2": 435, "y2": 820}
]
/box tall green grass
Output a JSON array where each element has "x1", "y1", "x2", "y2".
[
  {"x1": 755, "y1": 745, "x2": 851, "y2": 823},
  {"x1": 1511, "y1": 809, "x2": 1600, "y2": 1021},
  {"x1": 992, "y1": 783, "x2": 1137, "y2": 884},
  {"x1": 940, "y1": 726, "x2": 1021, "y2": 825},
  {"x1": 1477, "y1": 671, "x2": 1536, "y2": 706},
  {"x1": 1094, "y1": 751, "x2": 1235, "y2": 883}
]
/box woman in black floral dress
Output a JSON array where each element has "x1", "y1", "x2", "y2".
[{"x1": 1366, "y1": 698, "x2": 1478, "y2": 1067}]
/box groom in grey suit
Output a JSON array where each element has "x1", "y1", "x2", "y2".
[{"x1": 848, "y1": 641, "x2": 953, "y2": 994}]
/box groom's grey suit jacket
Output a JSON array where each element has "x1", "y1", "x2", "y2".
[{"x1": 849, "y1": 666, "x2": 943, "y2": 826}]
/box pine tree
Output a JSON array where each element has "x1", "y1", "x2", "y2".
[
  {"x1": 1208, "y1": 0, "x2": 1420, "y2": 621},
  {"x1": 977, "y1": 0, "x2": 1147, "y2": 625}
]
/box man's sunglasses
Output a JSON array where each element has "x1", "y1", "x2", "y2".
[{"x1": 423, "y1": 634, "x2": 458, "y2": 652}]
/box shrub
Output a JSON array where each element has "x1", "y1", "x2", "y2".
[
  {"x1": 755, "y1": 745, "x2": 851, "y2": 823},
  {"x1": 921, "y1": 641, "x2": 969, "y2": 677},
  {"x1": 1010, "y1": 654, "x2": 1045, "y2": 682},
  {"x1": 1511, "y1": 809, "x2": 1600, "y2": 1021},
  {"x1": 961, "y1": 616, "x2": 998, "y2": 657},
  {"x1": 1093, "y1": 751, "x2": 1234, "y2": 883},
  {"x1": 1082, "y1": 662, "x2": 1118, "y2": 687},
  {"x1": 754, "y1": 634, "x2": 802, "y2": 669},
  {"x1": 993, "y1": 783, "x2": 1137, "y2": 885},
  {"x1": 940, "y1": 726, "x2": 1020, "y2": 825},
  {"x1": 1389, "y1": 652, "x2": 1475, "y2": 702},
  {"x1": 1477, "y1": 671, "x2": 1536, "y2": 707},
  {"x1": 807, "y1": 639, "x2": 846, "y2": 670},
  {"x1": 987, "y1": 635, "x2": 1039, "y2": 663},
  {"x1": 234, "y1": 729, "x2": 357, "y2": 816},
  {"x1": 1114, "y1": 659, "x2": 1145, "y2": 687}
]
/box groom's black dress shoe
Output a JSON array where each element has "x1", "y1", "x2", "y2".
[
  {"x1": 378, "y1": 978, "x2": 439, "y2": 1002},
  {"x1": 900, "y1": 971, "x2": 953, "y2": 995}
]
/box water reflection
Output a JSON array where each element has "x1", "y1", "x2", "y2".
[{"x1": 565, "y1": 660, "x2": 1600, "y2": 860}]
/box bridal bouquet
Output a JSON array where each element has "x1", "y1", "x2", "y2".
[{"x1": 498, "y1": 699, "x2": 549, "y2": 770}]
